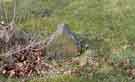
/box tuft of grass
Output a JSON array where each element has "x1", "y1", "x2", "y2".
[
  {"x1": 111, "y1": 48, "x2": 135, "y2": 65},
  {"x1": 29, "y1": 75, "x2": 89, "y2": 82},
  {"x1": 90, "y1": 71, "x2": 132, "y2": 82},
  {"x1": 0, "y1": 75, "x2": 19, "y2": 82}
]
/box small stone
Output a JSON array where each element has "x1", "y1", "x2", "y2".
[
  {"x1": 64, "y1": 70, "x2": 72, "y2": 75},
  {"x1": 2, "y1": 70, "x2": 6, "y2": 74}
]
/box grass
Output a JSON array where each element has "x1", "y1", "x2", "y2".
[
  {"x1": 29, "y1": 75, "x2": 89, "y2": 82},
  {"x1": 0, "y1": 75, "x2": 89, "y2": 82},
  {"x1": 17, "y1": 0, "x2": 135, "y2": 54},
  {"x1": 1, "y1": 0, "x2": 135, "y2": 82},
  {"x1": 111, "y1": 47, "x2": 135, "y2": 69}
]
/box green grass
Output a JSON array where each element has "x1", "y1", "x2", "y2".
[
  {"x1": 29, "y1": 75, "x2": 89, "y2": 82},
  {"x1": 0, "y1": 75, "x2": 89, "y2": 82},
  {"x1": 111, "y1": 48, "x2": 135, "y2": 66},
  {"x1": 5, "y1": 0, "x2": 135, "y2": 49},
  {"x1": 16, "y1": 0, "x2": 135, "y2": 54},
  {"x1": 1, "y1": 0, "x2": 135, "y2": 82}
]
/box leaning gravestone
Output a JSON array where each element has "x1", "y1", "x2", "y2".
[{"x1": 46, "y1": 23, "x2": 81, "y2": 61}]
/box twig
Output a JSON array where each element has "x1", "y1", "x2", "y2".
[{"x1": 11, "y1": 0, "x2": 16, "y2": 23}]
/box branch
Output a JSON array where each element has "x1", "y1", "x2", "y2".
[{"x1": 11, "y1": 0, "x2": 16, "y2": 23}]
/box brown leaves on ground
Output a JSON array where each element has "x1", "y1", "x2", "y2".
[{"x1": 0, "y1": 43, "x2": 56, "y2": 77}]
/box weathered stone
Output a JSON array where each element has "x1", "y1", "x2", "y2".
[
  {"x1": 0, "y1": 22, "x2": 32, "y2": 53},
  {"x1": 0, "y1": 22, "x2": 32, "y2": 43},
  {"x1": 0, "y1": 22, "x2": 16, "y2": 43},
  {"x1": 46, "y1": 23, "x2": 81, "y2": 61}
]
